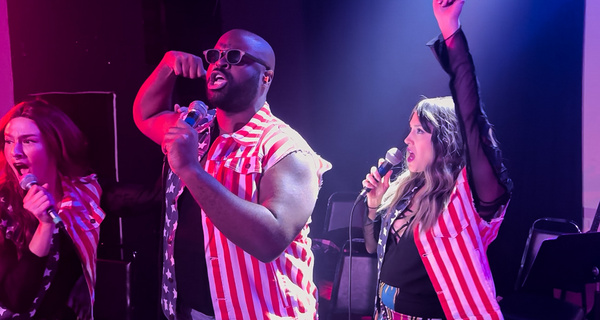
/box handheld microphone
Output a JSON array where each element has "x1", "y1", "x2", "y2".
[
  {"x1": 184, "y1": 100, "x2": 208, "y2": 127},
  {"x1": 19, "y1": 173, "x2": 65, "y2": 230},
  {"x1": 358, "y1": 147, "x2": 403, "y2": 198}
]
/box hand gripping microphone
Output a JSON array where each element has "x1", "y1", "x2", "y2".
[
  {"x1": 183, "y1": 100, "x2": 216, "y2": 131},
  {"x1": 183, "y1": 100, "x2": 208, "y2": 127},
  {"x1": 358, "y1": 147, "x2": 404, "y2": 198},
  {"x1": 19, "y1": 173, "x2": 66, "y2": 230}
]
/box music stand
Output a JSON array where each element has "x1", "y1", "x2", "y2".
[{"x1": 522, "y1": 232, "x2": 600, "y2": 313}]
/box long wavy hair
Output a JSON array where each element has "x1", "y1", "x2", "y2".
[
  {"x1": 380, "y1": 97, "x2": 465, "y2": 233},
  {"x1": 0, "y1": 99, "x2": 90, "y2": 250}
]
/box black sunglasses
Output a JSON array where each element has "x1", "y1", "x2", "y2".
[{"x1": 202, "y1": 49, "x2": 271, "y2": 70}]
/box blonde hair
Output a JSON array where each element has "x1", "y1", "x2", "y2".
[{"x1": 380, "y1": 97, "x2": 464, "y2": 233}]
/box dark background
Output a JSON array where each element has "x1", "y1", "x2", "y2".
[{"x1": 6, "y1": 0, "x2": 584, "y2": 318}]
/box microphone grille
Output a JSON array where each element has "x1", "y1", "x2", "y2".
[
  {"x1": 19, "y1": 173, "x2": 38, "y2": 191},
  {"x1": 385, "y1": 147, "x2": 403, "y2": 165},
  {"x1": 188, "y1": 100, "x2": 208, "y2": 118},
  {"x1": 184, "y1": 100, "x2": 209, "y2": 127}
]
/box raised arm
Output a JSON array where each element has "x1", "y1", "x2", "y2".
[
  {"x1": 133, "y1": 51, "x2": 206, "y2": 145},
  {"x1": 431, "y1": 0, "x2": 512, "y2": 215}
]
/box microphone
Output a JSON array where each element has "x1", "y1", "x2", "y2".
[
  {"x1": 19, "y1": 173, "x2": 65, "y2": 229},
  {"x1": 184, "y1": 100, "x2": 208, "y2": 127},
  {"x1": 358, "y1": 147, "x2": 404, "y2": 198},
  {"x1": 183, "y1": 100, "x2": 215, "y2": 131}
]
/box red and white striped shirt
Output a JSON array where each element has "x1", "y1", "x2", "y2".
[
  {"x1": 58, "y1": 174, "x2": 105, "y2": 309},
  {"x1": 202, "y1": 103, "x2": 331, "y2": 319},
  {"x1": 414, "y1": 169, "x2": 507, "y2": 320}
]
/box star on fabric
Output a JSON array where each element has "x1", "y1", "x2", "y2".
[
  {"x1": 173, "y1": 289, "x2": 177, "y2": 299},
  {"x1": 163, "y1": 283, "x2": 169, "y2": 293},
  {"x1": 167, "y1": 183, "x2": 175, "y2": 194},
  {"x1": 166, "y1": 269, "x2": 172, "y2": 279},
  {"x1": 0, "y1": 306, "x2": 6, "y2": 316},
  {"x1": 44, "y1": 269, "x2": 51, "y2": 277},
  {"x1": 165, "y1": 216, "x2": 171, "y2": 227}
]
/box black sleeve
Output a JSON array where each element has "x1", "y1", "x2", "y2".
[
  {"x1": 0, "y1": 233, "x2": 49, "y2": 312},
  {"x1": 428, "y1": 28, "x2": 513, "y2": 216},
  {"x1": 363, "y1": 210, "x2": 381, "y2": 254}
]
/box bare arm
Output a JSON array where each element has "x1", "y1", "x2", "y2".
[
  {"x1": 175, "y1": 145, "x2": 319, "y2": 262},
  {"x1": 133, "y1": 51, "x2": 205, "y2": 145}
]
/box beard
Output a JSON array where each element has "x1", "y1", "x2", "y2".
[{"x1": 207, "y1": 72, "x2": 261, "y2": 113}]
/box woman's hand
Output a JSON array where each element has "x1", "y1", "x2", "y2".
[
  {"x1": 362, "y1": 159, "x2": 393, "y2": 216},
  {"x1": 23, "y1": 183, "x2": 56, "y2": 225},
  {"x1": 433, "y1": 0, "x2": 464, "y2": 39},
  {"x1": 25, "y1": 183, "x2": 57, "y2": 256}
]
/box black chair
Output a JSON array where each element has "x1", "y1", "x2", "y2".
[
  {"x1": 500, "y1": 218, "x2": 597, "y2": 320},
  {"x1": 321, "y1": 192, "x2": 366, "y2": 248},
  {"x1": 514, "y1": 218, "x2": 581, "y2": 291},
  {"x1": 314, "y1": 192, "x2": 371, "y2": 319},
  {"x1": 326, "y1": 239, "x2": 377, "y2": 320}
]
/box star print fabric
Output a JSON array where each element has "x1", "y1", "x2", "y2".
[{"x1": 161, "y1": 128, "x2": 211, "y2": 320}]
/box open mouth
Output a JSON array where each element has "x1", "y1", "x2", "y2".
[
  {"x1": 208, "y1": 72, "x2": 227, "y2": 90},
  {"x1": 406, "y1": 150, "x2": 415, "y2": 162},
  {"x1": 13, "y1": 163, "x2": 29, "y2": 176}
]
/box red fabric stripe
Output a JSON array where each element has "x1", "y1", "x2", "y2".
[
  {"x1": 428, "y1": 224, "x2": 468, "y2": 318},
  {"x1": 206, "y1": 220, "x2": 227, "y2": 316},
  {"x1": 443, "y1": 204, "x2": 480, "y2": 317},
  {"x1": 235, "y1": 246, "x2": 258, "y2": 319},
  {"x1": 269, "y1": 260, "x2": 284, "y2": 316},
  {"x1": 265, "y1": 135, "x2": 286, "y2": 162},
  {"x1": 416, "y1": 231, "x2": 453, "y2": 318}
]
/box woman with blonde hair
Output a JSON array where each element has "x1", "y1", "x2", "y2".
[{"x1": 363, "y1": 1, "x2": 512, "y2": 319}]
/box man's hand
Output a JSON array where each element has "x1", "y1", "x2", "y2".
[
  {"x1": 162, "y1": 51, "x2": 206, "y2": 79},
  {"x1": 162, "y1": 119, "x2": 202, "y2": 177}
]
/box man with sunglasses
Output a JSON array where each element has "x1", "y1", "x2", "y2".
[{"x1": 133, "y1": 29, "x2": 331, "y2": 320}]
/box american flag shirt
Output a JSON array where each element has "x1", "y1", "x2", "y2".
[
  {"x1": 0, "y1": 174, "x2": 104, "y2": 319},
  {"x1": 375, "y1": 169, "x2": 507, "y2": 320},
  {"x1": 162, "y1": 103, "x2": 331, "y2": 320}
]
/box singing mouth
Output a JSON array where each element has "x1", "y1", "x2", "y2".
[
  {"x1": 208, "y1": 72, "x2": 227, "y2": 90},
  {"x1": 13, "y1": 163, "x2": 29, "y2": 176}
]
